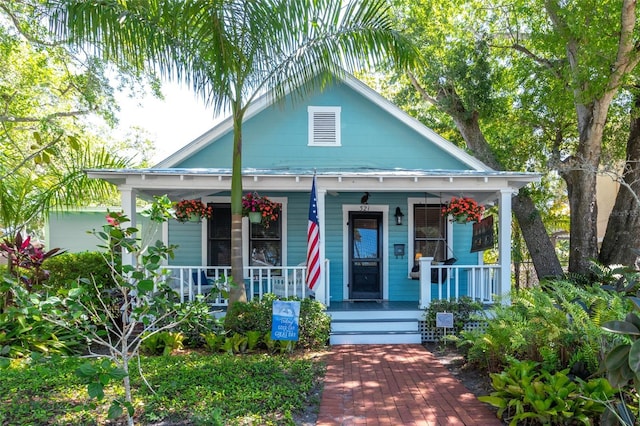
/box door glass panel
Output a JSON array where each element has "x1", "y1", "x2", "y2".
[{"x1": 353, "y1": 218, "x2": 379, "y2": 259}]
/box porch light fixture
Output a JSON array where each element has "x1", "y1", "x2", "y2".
[{"x1": 394, "y1": 206, "x2": 404, "y2": 225}]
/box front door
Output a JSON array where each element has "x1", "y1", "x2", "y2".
[{"x1": 349, "y1": 212, "x2": 383, "y2": 300}]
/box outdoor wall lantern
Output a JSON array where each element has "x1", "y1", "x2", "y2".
[
  {"x1": 394, "y1": 206, "x2": 404, "y2": 225},
  {"x1": 394, "y1": 243, "x2": 406, "y2": 258}
]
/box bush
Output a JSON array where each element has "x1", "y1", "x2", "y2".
[
  {"x1": 424, "y1": 296, "x2": 483, "y2": 334},
  {"x1": 479, "y1": 358, "x2": 616, "y2": 425},
  {"x1": 42, "y1": 251, "x2": 116, "y2": 294},
  {"x1": 459, "y1": 281, "x2": 626, "y2": 374},
  {"x1": 156, "y1": 298, "x2": 223, "y2": 348},
  {"x1": 224, "y1": 293, "x2": 330, "y2": 350}
]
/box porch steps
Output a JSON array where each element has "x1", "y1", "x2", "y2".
[{"x1": 328, "y1": 309, "x2": 422, "y2": 345}]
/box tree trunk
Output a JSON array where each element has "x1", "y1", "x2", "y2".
[
  {"x1": 562, "y1": 168, "x2": 599, "y2": 274},
  {"x1": 229, "y1": 109, "x2": 248, "y2": 307},
  {"x1": 447, "y1": 97, "x2": 564, "y2": 279},
  {"x1": 512, "y1": 192, "x2": 564, "y2": 278},
  {"x1": 599, "y1": 93, "x2": 640, "y2": 267}
]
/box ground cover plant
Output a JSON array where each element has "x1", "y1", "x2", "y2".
[{"x1": 0, "y1": 352, "x2": 324, "y2": 425}]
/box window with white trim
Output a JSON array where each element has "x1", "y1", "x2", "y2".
[
  {"x1": 414, "y1": 204, "x2": 448, "y2": 261},
  {"x1": 308, "y1": 106, "x2": 341, "y2": 146}
]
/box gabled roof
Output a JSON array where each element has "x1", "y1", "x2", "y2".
[{"x1": 154, "y1": 73, "x2": 492, "y2": 171}]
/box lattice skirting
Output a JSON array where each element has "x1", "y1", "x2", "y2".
[{"x1": 419, "y1": 321, "x2": 487, "y2": 342}]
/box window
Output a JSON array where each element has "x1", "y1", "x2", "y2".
[
  {"x1": 207, "y1": 203, "x2": 231, "y2": 266},
  {"x1": 308, "y1": 106, "x2": 341, "y2": 146},
  {"x1": 250, "y1": 217, "x2": 282, "y2": 268},
  {"x1": 414, "y1": 205, "x2": 447, "y2": 261},
  {"x1": 206, "y1": 199, "x2": 285, "y2": 270}
]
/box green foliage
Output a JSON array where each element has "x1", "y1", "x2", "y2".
[
  {"x1": 156, "y1": 297, "x2": 222, "y2": 348},
  {"x1": 0, "y1": 275, "x2": 83, "y2": 363},
  {"x1": 42, "y1": 251, "x2": 116, "y2": 294},
  {"x1": 224, "y1": 293, "x2": 330, "y2": 350},
  {"x1": 201, "y1": 332, "x2": 225, "y2": 353},
  {"x1": 75, "y1": 358, "x2": 132, "y2": 420},
  {"x1": 139, "y1": 331, "x2": 185, "y2": 356},
  {"x1": 479, "y1": 358, "x2": 616, "y2": 425},
  {"x1": 424, "y1": 296, "x2": 483, "y2": 334},
  {"x1": 460, "y1": 281, "x2": 625, "y2": 374},
  {"x1": 0, "y1": 353, "x2": 323, "y2": 425}
]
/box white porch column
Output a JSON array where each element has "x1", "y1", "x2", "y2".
[
  {"x1": 418, "y1": 257, "x2": 433, "y2": 309},
  {"x1": 120, "y1": 186, "x2": 137, "y2": 266},
  {"x1": 315, "y1": 188, "x2": 327, "y2": 305},
  {"x1": 498, "y1": 189, "x2": 515, "y2": 304}
]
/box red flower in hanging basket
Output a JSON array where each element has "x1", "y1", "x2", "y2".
[
  {"x1": 442, "y1": 197, "x2": 484, "y2": 223},
  {"x1": 241, "y1": 192, "x2": 281, "y2": 227},
  {"x1": 174, "y1": 199, "x2": 213, "y2": 223}
]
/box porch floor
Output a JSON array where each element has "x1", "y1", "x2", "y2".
[{"x1": 326, "y1": 301, "x2": 421, "y2": 312}]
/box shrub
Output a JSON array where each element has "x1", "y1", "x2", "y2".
[
  {"x1": 156, "y1": 298, "x2": 223, "y2": 348},
  {"x1": 224, "y1": 293, "x2": 330, "y2": 350},
  {"x1": 42, "y1": 251, "x2": 115, "y2": 294},
  {"x1": 424, "y1": 296, "x2": 483, "y2": 334},
  {"x1": 479, "y1": 358, "x2": 616, "y2": 425},
  {"x1": 459, "y1": 281, "x2": 626, "y2": 374}
]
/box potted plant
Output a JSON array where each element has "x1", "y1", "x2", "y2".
[
  {"x1": 174, "y1": 199, "x2": 213, "y2": 223},
  {"x1": 241, "y1": 192, "x2": 280, "y2": 228},
  {"x1": 442, "y1": 197, "x2": 484, "y2": 224}
]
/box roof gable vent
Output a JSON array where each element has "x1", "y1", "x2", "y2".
[{"x1": 308, "y1": 106, "x2": 341, "y2": 146}]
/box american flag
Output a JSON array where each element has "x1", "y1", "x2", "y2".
[{"x1": 306, "y1": 175, "x2": 320, "y2": 291}]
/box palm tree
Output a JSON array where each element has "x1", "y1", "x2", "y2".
[{"x1": 46, "y1": 0, "x2": 418, "y2": 306}]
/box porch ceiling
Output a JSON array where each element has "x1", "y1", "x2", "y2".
[{"x1": 86, "y1": 167, "x2": 540, "y2": 204}]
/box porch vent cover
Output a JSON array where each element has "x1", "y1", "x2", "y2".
[{"x1": 308, "y1": 106, "x2": 341, "y2": 146}]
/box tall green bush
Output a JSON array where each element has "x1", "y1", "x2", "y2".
[
  {"x1": 460, "y1": 281, "x2": 626, "y2": 374},
  {"x1": 42, "y1": 251, "x2": 115, "y2": 293},
  {"x1": 224, "y1": 293, "x2": 330, "y2": 350}
]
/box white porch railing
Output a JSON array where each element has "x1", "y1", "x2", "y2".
[
  {"x1": 418, "y1": 257, "x2": 500, "y2": 309},
  {"x1": 163, "y1": 265, "x2": 309, "y2": 306}
]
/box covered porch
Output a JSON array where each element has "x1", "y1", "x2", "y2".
[
  {"x1": 87, "y1": 168, "x2": 537, "y2": 311},
  {"x1": 162, "y1": 261, "x2": 500, "y2": 309}
]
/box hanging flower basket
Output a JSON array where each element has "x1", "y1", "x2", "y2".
[
  {"x1": 442, "y1": 197, "x2": 484, "y2": 224},
  {"x1": 174, "y1": 199, "x2": 213, "y2": 223},
  {"x1": 241, "y1": 192, "x2": 281, "y2": 228}
]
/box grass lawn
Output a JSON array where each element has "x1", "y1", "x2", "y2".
[{"x1": 0, "y1": 351, "x2": 326, "y2": 425}]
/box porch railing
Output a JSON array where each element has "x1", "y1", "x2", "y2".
[
  {"x1": 418, "y1": 257, "x2": 500, "y2": 309},
  {"x1": 163, "y1": 265, "x2": 309, "y2": 306}
]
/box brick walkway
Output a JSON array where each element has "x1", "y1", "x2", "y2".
[{"x1": 316, "y1": 344, "x2": 502, "y2": 426}]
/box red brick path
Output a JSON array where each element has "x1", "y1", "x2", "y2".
[{"x1": 316, "y1": 344, "x2": 502, "y2": 426}]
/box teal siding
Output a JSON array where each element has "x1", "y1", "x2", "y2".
[
  {"x1": 174, "y1": 82, "x2": 469, "y2": 170},
  {"x1": 47, "y1": 211, "x2": 153, "y2": 253},
  {"x1": 161, "y1": 191, "x2": 483, "y2": 302},
  {"x1": 169, "y1": 221, "x2": 203, "y2": 266}
]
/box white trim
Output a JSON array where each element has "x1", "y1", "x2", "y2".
[
  {"x1": 341, "y1": 204, "x2": 389, "y2": 300},
  {"x1": 308, "y1": 106, "x2": 341, "y2": 146}
]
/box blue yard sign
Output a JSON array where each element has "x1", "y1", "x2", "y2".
[{"x1": 271, "y1": 300, "x2": 301, "y2": 341}]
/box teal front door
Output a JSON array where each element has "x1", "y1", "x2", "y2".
[{"x1": 349, "y1": 212, "x2": 383, "y2": 300}]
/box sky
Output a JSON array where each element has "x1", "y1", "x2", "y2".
[{"x1": 115, "y1": 81, "x2": 218, "y2": 163}]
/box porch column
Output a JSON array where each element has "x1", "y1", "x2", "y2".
[
  {"x1": 498, "y1": 189, "x2": 515, "y2": 304},
  {"x1": 315, "y1": 188, "x2": 327, "y2": 305},
  {"x1": 418, "y1": 257, "x2": 433, "y2": 309},
  {"x1": 120, "y1": 186, "x2": 137, "y2": 266}
]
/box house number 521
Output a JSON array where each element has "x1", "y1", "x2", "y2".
[{"x1": 359, "y1": 205, "x2": 370, "y2": 211}]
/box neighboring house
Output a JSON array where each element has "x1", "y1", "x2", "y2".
[{"x1": 80, "y1": 73, "x2": 539, "y2": 344}]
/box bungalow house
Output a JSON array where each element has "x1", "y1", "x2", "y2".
[{"x1": 81, "y1": 73, "x2": 539, "y2": 344}]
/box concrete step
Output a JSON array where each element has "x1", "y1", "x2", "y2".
[
  {"x1": 331, "y1": 318, "x2": 418, "y2": 333},
  {"x1": 330, "y1": 331, "x2": 422, "y2": 345}
]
